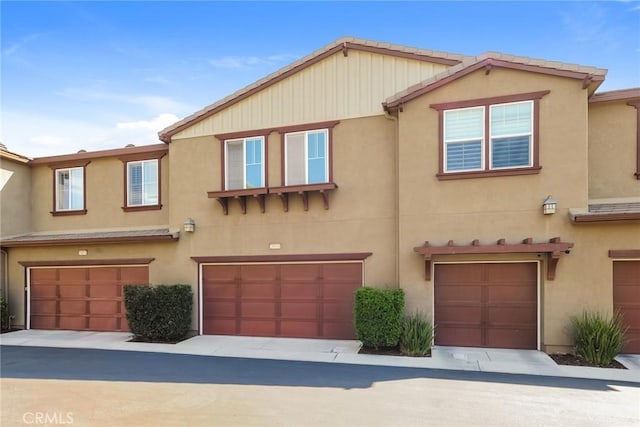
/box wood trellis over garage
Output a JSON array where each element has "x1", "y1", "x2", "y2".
[{"x1": 413, "y1": 237, "x2": 574, "y2": 281}]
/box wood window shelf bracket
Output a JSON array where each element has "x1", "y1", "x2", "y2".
[
  {"x1": 268, "y1": 183, "x2": 337, "y2": 212},
  {"x1": 207, "y1": 189, "x2": 268, "y2": 215}
]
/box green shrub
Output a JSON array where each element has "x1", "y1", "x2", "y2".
[
  {"x1": 354, "y1": 287, "x2": 405, "y2": 349},
  {"x1": 571, "y1": 310, "x2": 627, "y2": 366},
  {"x1": 0, "y1": 297, "x2": 9, "y2": 332},
  {"x1": 400, "y1": 312, "x2": 434, "y2": 357},
  {"x1": 124, "y1": 284, "x2": 193, "y2": 342}
]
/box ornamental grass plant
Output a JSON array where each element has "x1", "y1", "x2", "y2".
[
  {"x1": 400, "y1": 312, "x2": 434, "y2": 357},
  {"x1": 571, "y1": 310, "x2": 627, "y2": 366}
]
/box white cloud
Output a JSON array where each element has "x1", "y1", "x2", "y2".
[
  {"x1": 57, "y1": 88, "x2": 193, "y2": 115},
  {"x1": 2, "y1": 33, "x2": 43, "y2": 57},
  {"x1": 0, "y1": 111, "x2": 177, "y2": 158}
]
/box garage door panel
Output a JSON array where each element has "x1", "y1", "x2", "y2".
[
  {"x1": 202, "y1": 262, "x2": 362, "y2": 339},
  {"x1": 435, "y1": 263, "x2": 538, "y2": 349},
  {"x1": 436, "y1": 286, "x2": 482, "y2": 303},
  {"x1": 59, "y1": 300, "x2": 87, "y2": 315},
  {"x1": 241, "y1": 264, "x2": 277, "y2": 281},
  {"x1": 30, "y1": 285, "x2": 57, "y2": 298},
  {"x1": 487, "y1": 306, "x2": 537, "y2": 326},
  {"x1": 613, "y1": 261, "x2": 640, "y2": 353},
  {"x1": 281, "y1": 302, "x2": 317, "y2": 319},
  {"x1": 281, "y1": 283, "x2": 318, "y2": 299},
  {"x1": 203, "y1": 265, "x2": 237, "y2": 282},
  {"x1": 241, "y1": 302, "x2": 275, "y2": 318},
  {"x1": 280, "y1": 264, "x2": 320, "y2": 281},
  {"x1": 58, "y1": 285, "x2": 86, "y2": 298},
  {"x1": 207, "y1": 301, "x2": 237, "y2": 317},
  {"x1": 90, "y1": 301, "x2": 119, "y2": 315},
  {"x1": 30, "y1": 265, "x2": 148, "y2": 332},
  {"x1": 241, "y1": 282, "x2": 276, "y2": 298}
]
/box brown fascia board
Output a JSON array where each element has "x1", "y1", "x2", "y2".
[
  {"x1": 570, "y1": 212, "x2": 640, "y2": 223},
  {"x1": 383, "y1": 55, "x2": 607, "y2": 111},
  {"x1": 0, "y1": 234, "x2": 178, "y2": 248},
  {"x1": 589, "y1": 87, "x2": 640, "y2": 103},
  {"x1": 19, "y1": 258, "x2": 155, "y2": 267},
  {"x1": 158, "y1": 37, "x2": 468, "y2": 143},
  {"x1": 192, "y1": 252, "x2": 373, "y2": 264},
  {"x1": 28, "y1": 144, "x2": 168, "y2": 166},
  {"x1": 0, "y1": 150, "x2": 31, "y2": 164}
]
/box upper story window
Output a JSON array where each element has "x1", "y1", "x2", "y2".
[
  {"x1": 225, "y1": 137, "x2": 265, "y2": 190},
  {"x1": 118, "y1": 148, "x2": 166, "y2": 212},
  {"x1": 55, "y1": 167, "x2": 85, "y2": 212},
  {"x1": 127, "y1": 159, "x2": 159, "y2": 207},
  {"x1": 285, "y1": 129, "x2": 329, "y2": 185},
  {"x1": 433, "y1": 91, "x2": 548, "y2": 180}
]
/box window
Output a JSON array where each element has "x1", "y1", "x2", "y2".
[
  {"x1": 444, "y1": 101, "x2": 533, "y2": 172},
  {"x1": 433, "y1": 91, "x2": 548, "y2": 179},
  {"x1": 55, "y1": 167, "x2": 84, "y2": 212},
  {"x1": 285, "y1": 129, "x2": 329, "y2": 185},
  {"x1": 225, "y1": 137, "x2": 264, "y2": 190},
  {"x1": 127, "y1": 159, "x2": 159, "y2": 207}
]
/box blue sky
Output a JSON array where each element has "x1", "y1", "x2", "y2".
[{"x1": 2, "y1": 1, "x2": 639, "y2": 158}]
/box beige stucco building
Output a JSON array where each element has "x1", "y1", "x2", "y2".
[{"x1": 1, "y1": 38, "x2": 638, "y2": 354}]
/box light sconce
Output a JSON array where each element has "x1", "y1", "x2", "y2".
[
  {"x1": 183, "y1": 218, "x2": 196, "y2": 233},
  {"x1": 542, "y1": 195, "x2": 557, "y2": 215}
]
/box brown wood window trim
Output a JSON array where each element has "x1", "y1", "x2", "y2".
[
  {"x1": 49, "y1": 161, "x2": 90, "y2": 216},
  {"x1": 626, "y1": 101, "x2": 640, "y2": 179},
  {"x1": 608, "y1": 249, "x2": 640, "y2": 259},
  {"x1": 119, "y1": 152, "x2": 166, "y2": 212},
  {"x1": 19, "y1": 258, "x2": 155, "y2": 267},
  {"x1": 216, "y1": 133, "x2": 270, "y2": 192},
  {"x1": 268, "y1": 182, "x2": 338, "y2": 211},
  {"x1": 279, "y1": 120, "x2": 340, "y2": 186},
  {"x1": 431, "y1": 91, "x2": 549, "y2": 180},
  {"x1": 413, "y1": 237, "x2": 573, "y2": 281},
  {"x1": 207, "y1": 188, "x2": 268, "y2": 215}
]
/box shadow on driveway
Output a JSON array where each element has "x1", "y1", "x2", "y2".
[{"x1": 1, "y1": 345, "x2": 637, "y2": 391}]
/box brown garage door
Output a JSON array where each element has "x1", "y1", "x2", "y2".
[
  {"x1": 202, "y1": 262, "x2": 362, "y2": 339},
  {"x1": 30, "y1": 266, "x2": 149, "y2": 331},
  {"x1": 434, "y1": 262, "x2": 537, "y2": 349},
  {"x1": 613, "y1": 261, "x2": 640, "y2": 354}
]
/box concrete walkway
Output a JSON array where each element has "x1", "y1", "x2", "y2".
[{"x1": 1, "y1": 330, "x2": 638, "y2": 383}]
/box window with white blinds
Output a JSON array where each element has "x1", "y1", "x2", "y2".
[
  {"x1": 443, "y1": 100, "x2": 533, "y2": 172},
  {"x1": 285, "y1": 129, "x2": 328, "y2": 185},
  {"x1": 225, "y1": 137, "x2": 264, "y2": 190},
  {"x1": 127, "y1": 159, "x2": 159, "y2": 206}
]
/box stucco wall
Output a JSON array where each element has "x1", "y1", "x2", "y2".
[
  {"x1": 393, "y1": 67, "x2": 633, "y2": 351},
  {"x1": 588, "y1": 101, "x2": 639, "y2": 199},
  {"x1": 30, "y1": 155, "x2": 170, "y2": 232},
  {"x1": 0, "y1": 157, "x2": 32, "y2": 237}
]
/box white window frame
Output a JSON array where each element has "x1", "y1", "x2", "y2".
[
  {"x1": 488, "y1": 100, "x2": 534, "y2": 170},
  {"x1": 224, "y1": 136, "x2": 265, "y2": 190},
  {"x1": 126, "y1": 159, "x2": 159, "y2": 207},
  {"x1": 284, "y1": 129, "x2": 329, "y2": 185},
  {"x1": 443, "y1": 106, "x2": 485, "y2": 173},
  {"x1": 55, "y1": 167, "x2": 84, "y2": 211}
]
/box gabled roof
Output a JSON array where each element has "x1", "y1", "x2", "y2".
[
  {"x1": 383, "y1": 52, "x2": 607, "y2": 111},
  {"x1": 158, "y1": 37, "x2": 470, "y2": 143},
  {"x1": 589, "y1": 87, "x2": 640, "y2": 104},
  {"x1": 0, "y1": 145, "x2": 31, "y2": 164}
]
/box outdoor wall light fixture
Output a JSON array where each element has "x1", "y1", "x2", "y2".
[
  {"x1": 183, "y1": 218, "x2": 196, "y2": 233},
  {"x1": 542, "y1": 195, "x2": 558, "y2": 215}
]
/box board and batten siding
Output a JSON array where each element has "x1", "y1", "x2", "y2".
[{"x1": 173, "y1": 50, "x2": 450, "y2": 139}]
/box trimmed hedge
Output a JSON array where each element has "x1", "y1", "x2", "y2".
[
  {"x1": 124, "y1": 284, "x2": 193, "y2": 342},
  {"x1": 354, "y1": 287, "x2": 405, "y2": 349}
]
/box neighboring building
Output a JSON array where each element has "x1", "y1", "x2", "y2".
[{"x1": 1, "y1": 38, "x2": 638, "y2": 353}]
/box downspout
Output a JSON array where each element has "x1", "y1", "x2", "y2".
[
  {"x1": 1, "y1": 249, "x2": 7, "y2": 301},
  {"x1": 384, "y1": 108, "x2": 400, "y2": 286}
]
